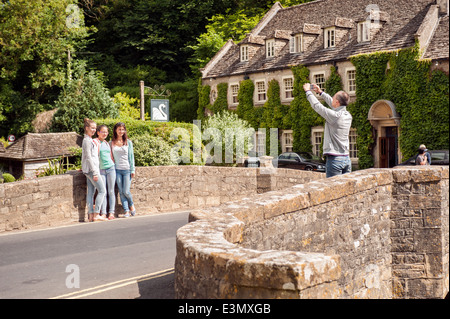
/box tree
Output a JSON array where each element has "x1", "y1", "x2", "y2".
[
  {"x1": 0, "y1": 0, "x2": 92, "y2": 136},
  {"x1": 50, "y1": 62, "x2": 119, "y2": 134}
]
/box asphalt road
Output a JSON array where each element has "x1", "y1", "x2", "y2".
[{"x1": 0, "y1": 211, "x2": 190, "y2": 299}]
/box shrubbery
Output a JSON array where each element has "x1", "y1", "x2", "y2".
[{"x1": 132, "y1": 133, "x2": 176, "y2": 166}]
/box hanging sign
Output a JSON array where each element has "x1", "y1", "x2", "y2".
[{"x1": 151, "y1": 99, "x2": 169, "y2": 122}]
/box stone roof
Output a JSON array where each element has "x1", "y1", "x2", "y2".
[
  {"x1": 0, "y1": 132, "x2": 83, "y2": 161},
  {"x1": 423, "y1": 15, "x2": 449, "y2": 59},
  {"x1": 203, "y1": 0, "x2": 448, "y2": 79}
]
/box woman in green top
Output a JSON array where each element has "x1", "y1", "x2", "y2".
[{"x1": 96, "y1": 125, "x2": 116, "y2": 220}]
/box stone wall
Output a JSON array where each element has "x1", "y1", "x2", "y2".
[
  {"x1": 0, "y1": 166, "x2": 323, "y2": 232},
  {"x1": 175, "y1": 166, "x2": 449, "y2": 299}
]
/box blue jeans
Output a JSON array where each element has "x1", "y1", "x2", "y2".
[
  {"x1": 85, "y1": 172, "x2": 106, "y2": 214},
  {"x1": 100, "y1": 166, "x2": 116, "y2": 215},
  {"x1": 325, "y1": 155, "x2": 352, "y2": 178},
  {"x1": 116, "y1": 169, "x2": 134, "y2": 212}
]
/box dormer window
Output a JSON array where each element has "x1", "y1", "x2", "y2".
[
  {"x1": 266, "y1": 39, "x2": 275, "y2": 58},
  {"x1": 357, "y1": 21, "x2": 370, "y2": 42},
  {"x1": 240, "y1": 45, "x2": 249, "y2": 62},
  {"x1": 324, "y1": 27, "x2": 335, "y2": 48},
  {"x1": 290, "y1": 33, "x2": 303, "y2": 53}
]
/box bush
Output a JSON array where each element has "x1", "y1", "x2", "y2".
[
  {"x1": 202, "y1": 110, "x2": 254, "y2": 165},
  {"x1": 133, "y1": 133, "x2": 177, "y2": 166},
  {"x1": 2, "y1": 173, "x2": 15, "y2": 183}
]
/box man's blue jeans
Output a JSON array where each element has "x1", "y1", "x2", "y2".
[
  {"x1": 116, "y1": 169, "x2": 134, "y2": 212},
  {"x1": 325, "y1": 155, "x2": 352, "y2": 178}
]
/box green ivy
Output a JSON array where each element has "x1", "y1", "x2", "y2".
[
  {"x1": 290, "y1": 65, "x2": 324, "y2": 153},
  {"x1": 350, "y1": 44, "x2": 449, "y2": 165},
  {"x1": 237, "y1": 79, "x2": 258, "y2": 128},
  {"x1": 211, "y1": 83, "x2": 228, "y2": 114},
  {"x1": 197, "y1": 78, "x2": 211, "y2": 120}
]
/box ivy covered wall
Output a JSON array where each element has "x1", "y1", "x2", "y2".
[{"x1": 350, "y1": 44, "x2": 449, "y2": 168}]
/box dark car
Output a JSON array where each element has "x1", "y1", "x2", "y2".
[
  {"x1": 397, "y1": 150, "x2": 449, "y2": 166},
  {"x1": 273, "y1": 152, "x2": 326, "y2": 172}
]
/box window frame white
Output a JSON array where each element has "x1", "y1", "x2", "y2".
[
  {"x1": 230, "y1": 83, "x2": 239, "y2": 105},
  {"x1": 282, "y1": 76, "x2": 294, "y2": 100},
  {"x1": 290, "y1": 33, "x2": 303, "y2": 53},
  {"x1": 311, "y1": 127, "x2": 324, "y2": 157},
  {"x1": 266, "y1": 39, "x2": 275, "y2": 58},
  {"x1": 349, "y1": 128, "x2": 358, "y2": 160},
  {"x1": 357, "y1": 21, "x2": 370, "y2": 43},
  {"x1": 324, "y1": 27, "x2": 336, "y2": 48},
  {"x1": 240, "y1": 45, "x2": 249, "y2": 62},
  {"x1": 311, "y1": 72, "x2": 326, "y2": 91},
  {"x1": 281, "y1": 130, "x2": 293, "y2": 153},
  {"x1": 346, "y1": 67, "x2": 357, "y2": 94},
  {"x1": 255, "y1": 80, "x2": 267, "y2": 102}
]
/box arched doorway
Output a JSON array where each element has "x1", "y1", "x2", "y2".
[{"x1": 368, "y1": 100, "x2": 401, "y2": 168}]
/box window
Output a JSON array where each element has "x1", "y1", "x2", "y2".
[
  {"x1": 255, "y1": 131, "x2": 266, "y2": 156},
  {"x1": 290, "y1": 34, "x2": 303, "y2": 53},
  {"x1": 256, "y1": 81, "x2": 266, "y2": 102},
  {"x1": 313, "y1": 73, "x2": 326, "y2": 91},
  {"x1": 349, "y1": 128, "x2": 358, "y2": 159},
  {"x1": 324, "y1": 27, "x2": 335, "y2": 48},
  {"x1": 357, "y1": 21, "x2": 370, "y2": 43},
  {"x1": 230, "y1": 84, "x2": 239, "y2": 104},
  {"x1": 312, "y1": 130, "x2": 323, "y2": 157},
  {"x1": 283, "y1": 77, "x2": 294, "y2": 99},
  {"x1": 240, "y1": 45, "x2": 249, "y2": 62},
  {"x1": 281, "y1": 130, "x2": 293, "y2": 153},
  {"x1": 210, "y1": 89, "x2": 217, "y2": 104},
  {"x1": 347, "y1": 69, "x2": 356, "y2": 93},
  {"x1": 266, "y1": 39, "x2": 275, "y2": 58}
]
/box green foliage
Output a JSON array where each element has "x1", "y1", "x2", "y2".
[
  {"x1": 197, "y1": 81, "x2": 211, "y2": 121},
  {"x1": 237, "y1": 79, "x2": 257, "y2": 128},
  {"x1": 324, "y1": 66, "x2": 343, "y2": 97},
  {"x1": 97, "y1": 118, "x2": 194, "y2": 148},
  {"x1": 50, "y1": 61, "x2": 119, "y2": 134},
  {"x1": 348, "y1": 51, "x2": 391, "y2": 168},
  {"x1": 114, "y1": 92, "x2": 141, "y2": 120},
  {"x1": 36, "y1": 156, "x2": 76, "y2": 178},
  {"x1": 132, "y1": 133, "x2": 176, "y2": 166},
  {"x1": 202, "y1": 110, "x2": 254, "y2": 165},
  {"x1": 211, "y1": 83, "x2": 229, "y2": 114},
  {"x1": 165, "y1": 80, "x2": 199, "y2": 123},
  {"x1": 1, "y1": 173, "x2": 15, "y2": 183},
  {"x1": 0, "y1": 0, "x2": 93, "y2": 137},
  {"x1": 290, "y1": 65, "x2": 324, "y2": 153},
  {"x1": 350, "y1": 45, "x2": 448, "y2": 166},
  {"x1": 188, "y1": 9, "x2": 262, "y2": 75}
]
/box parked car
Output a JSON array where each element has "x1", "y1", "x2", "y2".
[
  {"x1": 273, "y1": 152, "x2": 326, "y2": 172},
  {"x1": 397, "y1": 150, "x2": 449, "y2": 166},
  {"x1": 243, "y1": 151, "x2": 260, "y2": 167}
]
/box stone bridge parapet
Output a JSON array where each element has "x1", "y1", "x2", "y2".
[{"x1": 175, "y1": 166, "x2": 449, "y2": 299}]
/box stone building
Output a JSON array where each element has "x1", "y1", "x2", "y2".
[
  {"x1": 201, "y1": 0, "x2": 449, "y2": 168},
  {"x1": 0, "y1": 132, "x2": 82, "y2": 179}
]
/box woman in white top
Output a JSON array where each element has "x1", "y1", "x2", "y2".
[
  {"x1": 111, "y1": 122, "x2": 136, "y2": 217},
  {"x1": 81, "y1": 118, "x2": 107, "y2": 222}
]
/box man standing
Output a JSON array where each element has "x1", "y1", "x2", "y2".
[{"x1": 303, "y1": 83, "x2": 353, "y2": 178}]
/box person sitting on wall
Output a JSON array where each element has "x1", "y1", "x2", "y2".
[{"x1": 303, "y1": 83, "x2": 353, "y2": 178}]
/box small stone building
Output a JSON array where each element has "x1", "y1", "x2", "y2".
[{"x1": 0, "y1": 132, "x2": 82, "y2": 179}]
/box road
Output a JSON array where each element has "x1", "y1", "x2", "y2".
[{"x1": 0, "y1": 211, "x2": 190, "y2": 299}]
